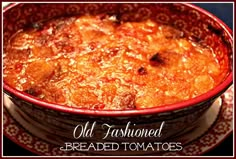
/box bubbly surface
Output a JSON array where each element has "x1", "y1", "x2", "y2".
[{"x1": 3, "y1": 15, "x2": 229, "y2": 110}]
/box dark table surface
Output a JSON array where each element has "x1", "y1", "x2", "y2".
[{"x1": 3, "y1": 3, "x2": 233, "y2": 156}]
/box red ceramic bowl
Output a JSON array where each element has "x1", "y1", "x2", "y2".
[{"x1": 3, "y1": 3, "x2": 232, "y2": 155}]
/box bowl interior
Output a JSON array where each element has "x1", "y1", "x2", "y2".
[{"x1": 3, "y1": 3, "x2": 233, "y2": 116}]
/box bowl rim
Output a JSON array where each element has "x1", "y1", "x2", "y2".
[{"x1": 3, "y1": 3, "x2": 233, "y2": 117}]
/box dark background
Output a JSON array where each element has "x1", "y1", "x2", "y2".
[{"x1": 3, "y1": 3, "x2": 233, "y2": 156}]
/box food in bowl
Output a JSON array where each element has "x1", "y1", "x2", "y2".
[
  {"x1": 3, "y1": 13, "x2": 230, "y2": 110},
  {"x1": 3, "y1": 3, "x2": 233, "y2": 156}
]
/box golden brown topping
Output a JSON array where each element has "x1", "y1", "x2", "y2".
[{"x1": 3, "y1": 15, "x2": 229, "y2": 110}]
